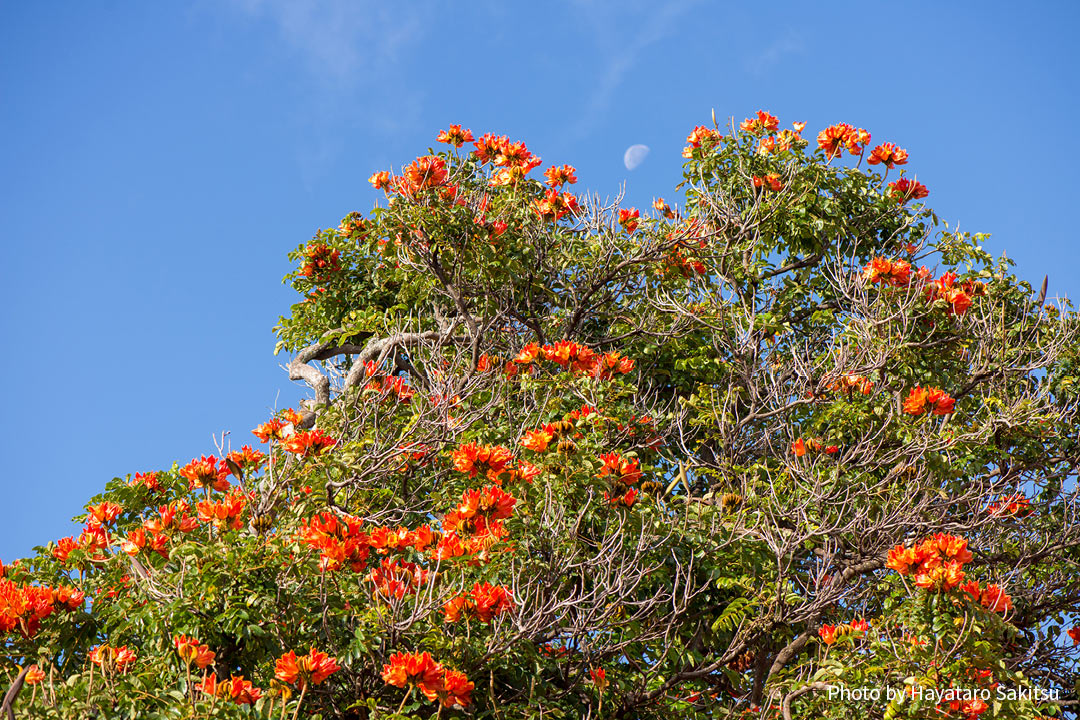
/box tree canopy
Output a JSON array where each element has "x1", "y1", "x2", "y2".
[{"x1": 3, "y1": 112, "x2": 1080, "y2": 720}]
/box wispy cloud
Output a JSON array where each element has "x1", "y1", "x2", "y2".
[
  {"x1": 568, "y1": 0, "x2": 703, "y2": 141},
  {"x1": 225, "y1": 0, "x2": 424, "y2": 82},
  {"x1": 743, "y1": 28, "x2": 803, "y2": 76}
]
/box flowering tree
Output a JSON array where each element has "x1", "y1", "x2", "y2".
[{"x1": 2, "y1": 113, "x2": 1080, "y2": 720}]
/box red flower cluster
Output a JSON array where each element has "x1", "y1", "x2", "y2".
[
  {"x1": 862, "y1": 257, "x2": 918, "y2": 287},
  {"x1": 226, "y1": 445, "x2": 266, "y2": 474},
  {"x1": 755, "y1": 123, "x2": 805, "y2": 155},
  {"x1": 368, "y1": 558, "x2": 431, "y2": 601},
  {"x1": 297, "y1": 512, "x2": 370, "y2": 573},
  {"x1": 86, "y1": 501, "x2": 122, "y2": 529},
  {"x1": 927, "y1": 271, "x2": 982, "y2": 316},
  {"x1": 274, "y1": 647, "x2": 340, "y2": 689},
  {"x1": 281, "y1": 429, "x2": 337, "y2": 457},
  {"x1": 740, "y1": 110, "x2": 779, "y2": 135},
  {"x1": 903, "y1": 386, "x2": 955, "y2": 416},
  {"x1": 791, "y1": 438, "x2": 839, "y2": 457},
  {"x1": 394, "y1": 155, "x2": 449, "y2": 198},
  {"x1": 1068, "y1": 627, "x2": 1080, "y2": 645},
  {"x1": 129, "y1": 471, "x2": 161, "y2": 491},
  {"x1": 299, "y1": 243, "x2": 340, "y2": 281},
  {"x1": 196, "y1": 490, "x2": 247, "y2": 531},
  {"x1": 174, "y1": 634, "x2": 216, "y2": 669},
  {"x1": 510, "y1": 341, "x2": 634, "y2": 380},
  {"x1": 618, "y1": 208, "x2": 640, "y2": 233},
  {"x1": 598, "y1": 452, "x2": 642, "y2": 508},
  {"x1": 89, "y1": 644, "x2": 137, "y2": 673},
  {"x1": 443, "y1": 582, "x2": 515, "y2": 623},
  {"x1": 534, "y1": 188, "x2": 580, "y2": 221},
  {"x1": 987, "y1": 494, "x2": 1033, "y2": 518},
  {"x1": 817, "y1": 123, "x2": 871, "y2": 159},
  {"x1": 369, "y1": 170, "x2": 391, "y2": 190},
  {"x1": 752, "y1": 174, "x2": 783, "y2": 192},
  {"x1": 451, "y1": 442, "x2": 515, "y2": 482},
  {"x1": 948, "y1": 697, "x2": 989, "y2": 720},
  {"x1": 653, "y1": 197, "x2": 675, "y2": 219},
  {"x1": 818, "y1": 619, "x2": 869, "y2": 645},
  {"x1": 590, "y1": 667, "x2": 609, "y2": 692},
  {"x1": 520, "y1": 426, "x2": 556, "y2": 452},
  {"x1": 442, "y1": 485, "x2": 517, "y2": 535},
  {"x1": 196, "y1": 673, "x2": 262, "y2": 704},
  {"x1": 364, "y1": 374, "x2": 416, "y2": 403},
  {"x1": 887, "y1": 533, "x2": 973, "y2": 591},
  {"x1": 683, "y1": 125, "x2": 722, "y2": 158},
  {"x1": 382, "y1": 651, "x2": 473, "y2": 709},
  {"x1": 863, "y1": 258, "x2": 980, "y2": 316},
  {"x1": 544, "y1": 164, "x2": 577, "y2": 187},
  {"x1": 828, "y1": 373, "x2": 874, "y2": 395},
  {"x1": 474, "y1": 134, "x2": 542, "y2": 186},
  {"x1": 867, "y1": 143, "x2": 909, "y2": 168},
  {"x1": 961, "y1": 581, "x2": 1013, "y2": 614},
  {"x1": 0, "y1": 579, "x2": 55, "y2": 638},
  {"x1": 180, "y1": 455, "x2": 230, "y2": 493},
  {"x1": 888, "y1": 177, "x2": 929, "y2": 203},
  {"x1": 337, "y1": 211, "x2": 365, "y2": 239},
  {"x1": 252, "y1": 418, "x2": 288, "y2": 443},
  {"x1": 436, "y1": 124, "x2": 474, "y2": 148}
]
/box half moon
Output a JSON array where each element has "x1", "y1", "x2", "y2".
[{"x1": 623, "y1": 144, "x2": 650, "y2": 171}]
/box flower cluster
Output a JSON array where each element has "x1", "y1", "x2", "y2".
[
  {"x1": 888, "y1": 177, "x2": 929, "y2": 203},
  {"x1": 752, "y1": 173, "x2": 783, "y2": 192},
  {"x1": 863, "y1": 258, "x2": 980, "y2": 316},
  {"x1": 296, "y1": 512, "x2": 370, "y2": 573},
  {"x1": 544, "y1": 164, "x2": 577, "y2": 187},
  {"x1": 281, "y1": 429, "x2": 337, "y2": 457},
  {"x1": 0, "y1": 579, "x2": 55, "y2": 638},
  {"x1": 196, "y1": 674, "x2": 262, "y2": 704},
  {"x1": 89, "y1": 644, "x2": 137, "y2": 674},
  {"x1": 299, "y1": 243, "x2": 340, "y2": 281},
  {"x1": 442, "y1": 486, "x2": 516, "y2": 535},
  {"x1": 510, "y1": 341, "x2": 634, "y2": 379},
  {"x1": 987, "y1": 494, "x2": 1033, "y2": 518},
  {"x1": 903, "y1": 386, "x2": 955, "y2": 416},
  {"x1": 393, "y1": 155, "x2": 449, "y2": 198},
  {"x1": 961, "y1": 581, "x2": 1013, "y2": 614},
  {"x1": 337, "y1": 211, "x2": 365, "y2": 239},
  {"x1": 682, "y1": 125, "x2": 722, "y2": 158},
  {"x1": 618, "y1": 208, "x2": 640, "y2": 233},
  {"x1": 174, "y1": 634, "x2": 215, "y2": 669},
  {"x1": 450, "y1": 442, "x2": 516, "y2": 482},
  {"x1": 274, "y1": 647, "x2": 340, "y2": 690},
  {"x1": 818, "y1": 618, "x2": 870, "y2": 645},
  {"x1": 364, "y1": 373, "x2": 417, "y2": 404},
  {"x1": 887, "y1": 533, "x2": 973, "y2": 591},
  {"x1": 867, "y1": 142, "x2": 909, "y2": 168},
  {"x1": 740, "y1": 110, "x2": 779, "y2": 135},
  {"x1": 598, "y1": 452, "x2": 642, "y2": 508},
  {"x1": 368, "y1": 558, "x2": 431, "y2": 601},
  {"x1": 473, "y1": 133, "x2": 542, "y2": 186},
  {"x1": 225, "y1": 445, "x2": 266, "y2": 475},
  {"x1": 534, "y1": 188, "x2": 580, "y2": 221},
  {"x1": 196, "y1": 490, "x2": 247, "y2": 531},
  {"x1": 180, "y1": 455, "x2": 230, "y2": 493},
  {"x1": 817, "y1": 123, "x2": 871, "y2": 159},
  {"x1": 791, "y1": 437, "x2": 839, "y2": 457},
  {"x1": 443, "y1": 582, "x2": 515, "y2": 623},
  {"x1": 828, "y1": 373, "x2": 874, "y2": 395},
  {"x1": 436, "y1": 124, "x2": 474, "y2": 148},
  {"x1": 382, "y1": 651, "x2": 474, "y2": 709}
]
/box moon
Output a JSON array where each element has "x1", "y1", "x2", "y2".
[{"x1": 623, "y1": 144, "x2": 650, "y2": 171}]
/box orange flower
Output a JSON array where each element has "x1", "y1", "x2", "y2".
[
  {"x1": 85, "y1": 501, "x2": 122, "y2": 528},
  {"x1": 818, "y1": 624, "x2": 838, "y2": 645},
  {"x1": 792, "y1": 438, "x2": 807, "y2": 457},
  {"x1": 903, "y1": 386, "x2": 953, "y2": 416},
  {"x1": 988, "y1": 494, "x2": 1033, "y2": 518},
  {"x1": 450, "y1": 443, "x2": 514, "y2": 482},
  {"x1": 867, "y1": 142, "x2": 909, "y2": 168},
  {"x1": 604, "y1": 487, "x2": 638, "y2": 508},
  {"x1": 543, "y1": 164, "x2": 578, "y2": 187},
  {"x1": 439, "y1": 669, "x2": 473, "y2": 708},
  {"x1": 196, "y1": 490, "x2": 247, "y2": 531},
  {"x1": 89, "y1": 644, "x2": 137, "y2": 673},
  {"x1": 197, "y1": 673, "x2": 262, "y2": 704},
  {"x1": 174, "y1": 635, "x2": 216, "y2": 669},
  {"x1": 739, "y1": 110, "x2": 779, "y2": 135},
  {"x1": 618, "y1": 208, "x2": 640, "y2": 233},
  {"x1": 381, "y1": 651, "x2": 443, "y2": 695},
  {"x1": 226, "y1": 445, "x2": 266, "y2": 474},
  {"x1": 23, "y1": 665, "x2": 45, "y2": 685},
  {"x1": 52, "y1": 585, "x2": 84, "y2": 611},
  {"x1": 817, "y1": 123, "x2": 869, "y2": 158},
  {"x1": 888, "y1": 177, "x2": 929, "y2": 203},
  {"x1": 653, "y1": 197, "x2": 675, "y2": 219},
  {"x1": 369, "y1": 171, "x2": 391, "y2": 190},
  {"x1": 180, "y1": 456, "x2": 230, "y2": 493},
  {"x1": 979, "y1": 584, "x2": 1012, "y2": 614},
  {"x1": 752, "y1": 174, "x2": 783, "y2": 192},
  {"x1": 280, "y1": 429, "x2": 337, "y2": 457},
  {"x1": 520, "y1": 427, "x2": 555, "y2": 452},
  {"x1": 436, "y1": 124, "x2": 474, "y2": 147},
  {"x1": 1068, "y1": 627, "x2": 1080, "y2": 645},
  {"x1": 129, "y1": 471, "x2": 161, "y2": 491},
  {"x1": 252, "y1": 418, "x2": 287, "y2": 443},
  {"x1": 275, "y1": 647, "x2": 341, "y2": 688},
  {"x1": 590, "y1": 667, "x2": 609, "y2": 692}
]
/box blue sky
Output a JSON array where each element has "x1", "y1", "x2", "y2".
[{"x1": 1, "y1": 0, "x2": 1078, "y2": 563}]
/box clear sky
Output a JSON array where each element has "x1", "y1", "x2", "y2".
[{"x1": 2, "y1": 0, "x2": 1078, "y2": 563}]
